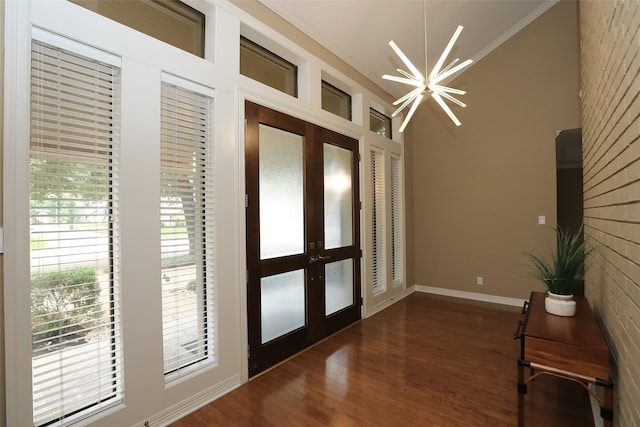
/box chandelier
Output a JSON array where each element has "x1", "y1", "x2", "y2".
[{"x1": 383, "y1": 5, "x2": 473, "y2": 132}]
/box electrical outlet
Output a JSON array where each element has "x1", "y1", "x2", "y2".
[{"x1": 476, "y1": 276, "x2": 483, "y2": 285}]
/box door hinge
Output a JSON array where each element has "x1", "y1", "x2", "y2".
[
  {"x1": 245, "y1": 194, "x2": 249, "y2": 208},
  {"x1": 247, "y1": 345, "x2": 250, "y2": 359}
]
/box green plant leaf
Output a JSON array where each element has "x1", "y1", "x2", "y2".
[{"x1": 524, "y1": 223, "x2": 592, "y2": 295}]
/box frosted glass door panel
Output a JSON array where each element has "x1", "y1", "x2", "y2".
[
  {"x1": 325, "y1": 259, "x2": 353, "y2": 316},
  {"x1": 261, "y1": 270, "x2": 306, "y2": 344},
  {"x1": 324, "y1": 144, "x2": 353, "y2": 249},
  {"x1": 259, "y1": 124, "x2": 304, "y2": 259}
]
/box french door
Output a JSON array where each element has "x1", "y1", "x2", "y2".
[{"x1": 245, "y1": 101, "x2": 361, "y2": 376}]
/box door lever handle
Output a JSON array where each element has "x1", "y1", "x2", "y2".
[{"x1": 309, "y1": 255, "x2": 330, "y2": 264}]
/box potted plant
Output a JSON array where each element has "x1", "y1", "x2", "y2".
[{"x1": 526, "y1": 224, "x2": 592, "y2": 316}]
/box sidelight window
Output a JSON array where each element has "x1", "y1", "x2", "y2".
[
  {"x1": 370, "y1": 148, "x2": 386, "y2": 296},
  {"x1": 29, "y1": 33, "x2": 123, "y2": 426},
  {"x1": 160, "y1": 77, "x2": 216, "y2": 379},
  {"x1": 390, "y1": 154, "x2": 403, "y2": 283}
]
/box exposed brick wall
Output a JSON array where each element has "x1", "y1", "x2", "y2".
[{"x1": 581, "y1": 1, "x2": 640, "y2": 425}]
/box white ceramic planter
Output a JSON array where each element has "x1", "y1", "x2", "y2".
[{"x1": 545, "y1": 292, "x2": 576, "y2": 317}]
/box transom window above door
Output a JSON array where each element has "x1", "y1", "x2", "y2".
[{"x1": 69, "y1": 0, "x2": 206, "y2": 57}]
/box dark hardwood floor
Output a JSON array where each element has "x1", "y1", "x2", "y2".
[{"x1": 171, "y1": 292, "x2": 594, "y2": 426}]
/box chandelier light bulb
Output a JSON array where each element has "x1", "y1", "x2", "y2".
[{"x1": 382, "y1": 24, "x2": 472, "y2": 131}]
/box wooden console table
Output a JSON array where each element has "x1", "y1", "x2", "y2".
[{"x1": 515, "y1": 291, "x2": 613, "y2": 426}]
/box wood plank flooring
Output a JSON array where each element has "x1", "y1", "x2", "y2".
[{"x1": 171, "y1": 292, "x2": 594, "y2": 427}]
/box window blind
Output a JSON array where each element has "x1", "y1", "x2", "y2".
[
  {"x1": 160, "y1": 79, "x2": 216, "y2": 379},
  {"x1": 30, "y1": 38, "x2": 122, "y2": 426},
  {"x1": 390, "y1": 154, "x2": 403, "y2": 283},
  {"x1": 370, "y1": 148, "x2": 386, "y2": 296}
]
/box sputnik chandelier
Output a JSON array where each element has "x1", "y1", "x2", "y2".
[{"x1": 383, "y1": 4, "x2": 473, "y2": 131}]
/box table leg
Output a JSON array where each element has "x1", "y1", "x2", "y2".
[
  {"x1": 518, "y1": 360, "x2": 525, "y2": 427},
  {"x1": 602, "y1": 385, "x2": 613, "y2": 427}
]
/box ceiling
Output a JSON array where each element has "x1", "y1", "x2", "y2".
[{"x1": 260, "y1": 0, "x2": 559, "y2": 99}]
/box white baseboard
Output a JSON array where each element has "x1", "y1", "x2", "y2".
[
  {"x1": 363, "y1": 286, "x2": 415, "y2": 318},
  {"x1": 136, "y1": 375, "x2": 242, "y2": 427},
  {"x1": 415, "y1": 285, "x2": 525, "y2": 307}
]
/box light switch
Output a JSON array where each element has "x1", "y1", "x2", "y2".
[{"x1": 538, "y1": 216, "x2": 546, "y2": 225}]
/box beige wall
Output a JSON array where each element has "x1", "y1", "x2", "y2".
[
  {"x1": 581, "y1": 1, "x2": 640, "y2": 424},
  {"x1": 1, "y1": 0, "x2": 5, "y2": 425},
  {"x1": 405, "y1": 1, "x2": 581, "y2": 300}
]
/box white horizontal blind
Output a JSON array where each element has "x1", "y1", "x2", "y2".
[
  {"x1": 370, "y1": 148, "x2": 386, "y2": 296},
  {"x1": 390, "y1": 154, "x2": 403, "y2": 283},
  {"x1": 160, "y1": 79, "x2": 216, "y2": 379},
  {"x1": 30, "y1": 39, "x2": 122, "y2": 426}
]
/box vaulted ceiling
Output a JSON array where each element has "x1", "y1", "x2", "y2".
[{"x1": 261, "y1": 0, "x2": 559, "y2": 99}]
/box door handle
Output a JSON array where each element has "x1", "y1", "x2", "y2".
[{"x1": 309, "y1": 255, "x2": 330, "y2": 264}]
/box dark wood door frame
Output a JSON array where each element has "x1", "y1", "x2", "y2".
[{"x1": 245, "y1": 101, "x2": 361, "y2": 377}]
